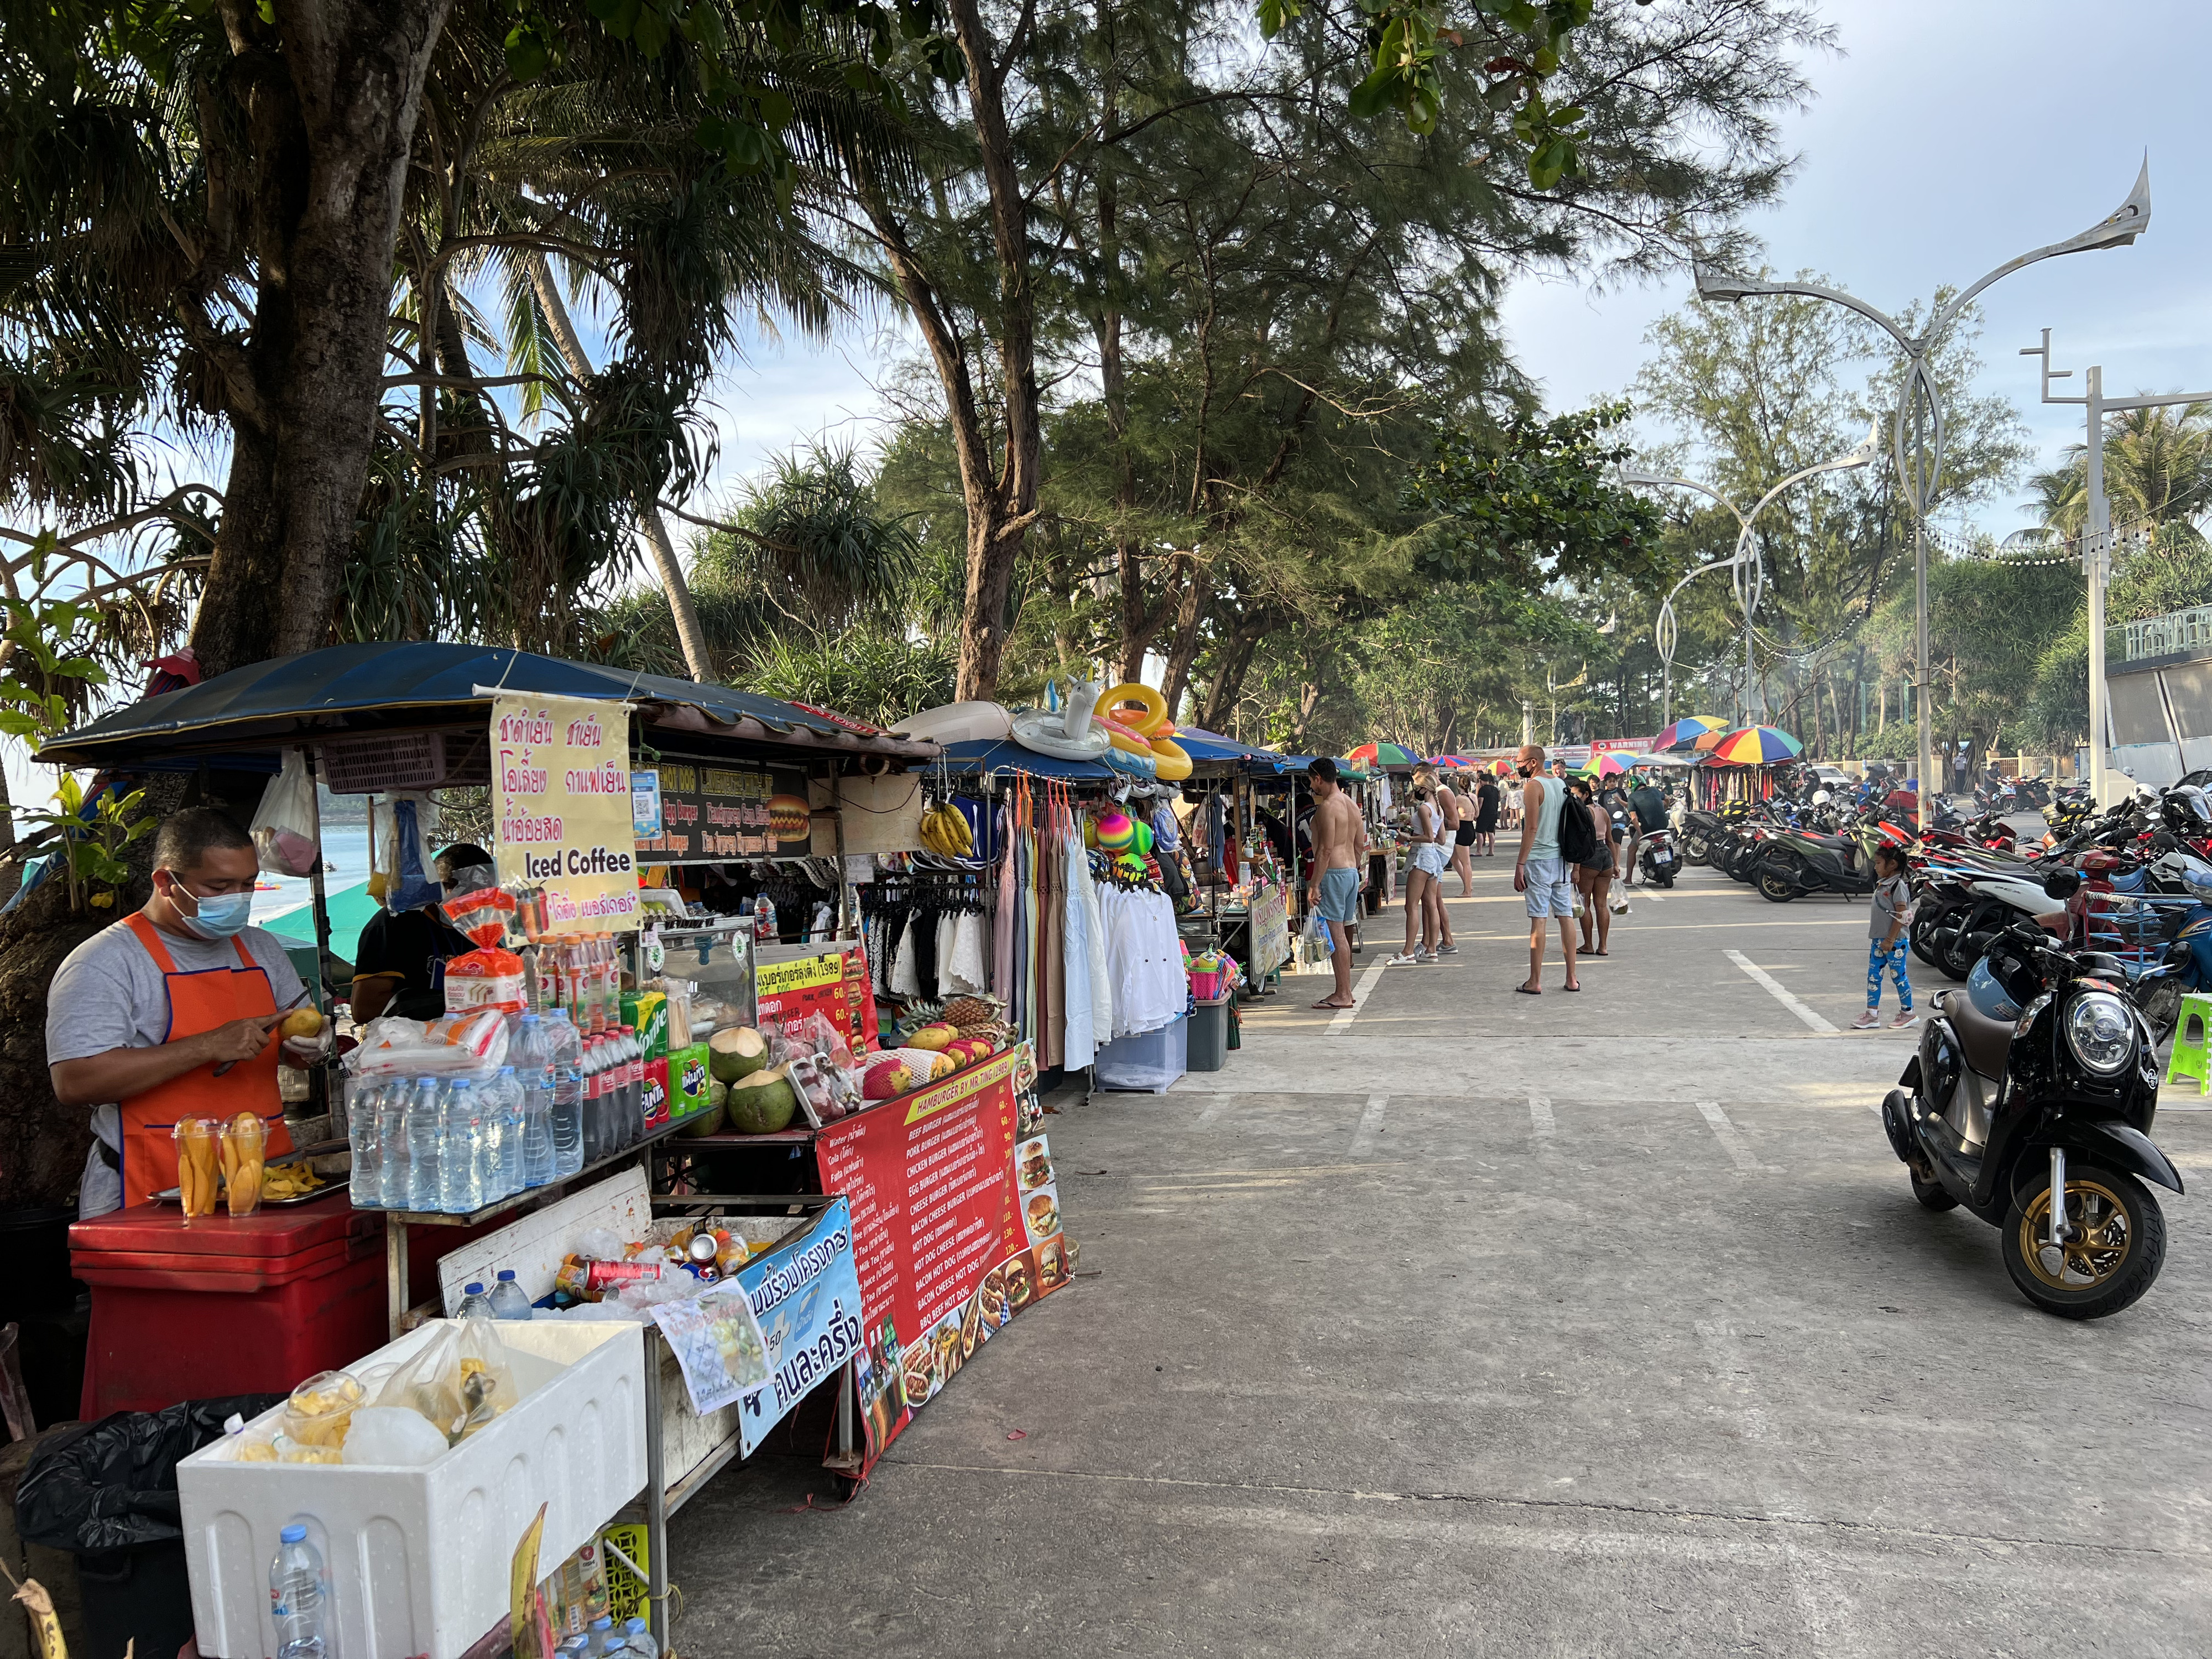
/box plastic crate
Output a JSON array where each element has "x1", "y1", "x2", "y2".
[
  {"x1": 1095, "y1": 1016, "x2": 1187, "y2": 1093},
  {"x1": 178, "y1": 1319, "x2": 645, "y2": 1659},
  {"x1": 1187, "y1": 999, "x2": 1229, "y2": 1073},
  {"x1": 320, "y1": 731, "x2": 492, "y2": 794}
]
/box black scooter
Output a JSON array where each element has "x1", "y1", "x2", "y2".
[
  {"x1": 1880, "y1": 922, "x2": 2180, "y2": 1318},
  {"x1": 1636, "y1": 827, "x2": 1679, "y2": 888}
]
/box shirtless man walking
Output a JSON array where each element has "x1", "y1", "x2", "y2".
[{"x1": 1305, "y1": 758, "x2": 1368, "y2": 1010}]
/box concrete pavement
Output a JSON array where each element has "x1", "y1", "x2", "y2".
[{"x1": 672, "y1": 846, "x2": 2212, "y2": 1656}]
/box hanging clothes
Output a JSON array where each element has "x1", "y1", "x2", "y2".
[
  {"x1": 1062, "y1": 832, "x2": 1096, "y2": 1070},
  {"x1": 994, "y1": 802, "x2": 1017, "y2": 1000},
  {"x1": 1097, "y1": 883, "x2": 1183, "y2": 1039}
]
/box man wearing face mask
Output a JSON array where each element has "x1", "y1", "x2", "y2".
[{"x1": 48, "y1": 807, "x2": 312, "y2": 1217}]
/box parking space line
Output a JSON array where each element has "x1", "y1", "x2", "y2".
[
  {"x1": 1327, "y1": 960, "x2": 1389, "y2": 1036},
  {"x1": 1529, "y1": 1095, "x2": 1556, "y2": 1138},
  {"x1": 1697, "y1": 1100, "x2": 1767, "y2": 1173},
  {"x1": 1349, "y1": 1094, "x2": 1389, "y2": 1159},
  {"x1": 1724, "y1": 947, "x2": 1839, "y2": 1034}
]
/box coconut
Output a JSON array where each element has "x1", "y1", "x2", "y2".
[
  {"x1": 726, "y1": 1065, "x2": 799, "y2": 1134},
  {"x1": 709, "y1": 1025, "x2": 769, "y2": 1084}
]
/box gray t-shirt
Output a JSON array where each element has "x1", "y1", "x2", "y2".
[
  {"x1": 51, "y1": 916, "x2": 306, "y2": 1219},
  {"x1": 48, "y1": 917, "x2": 305, "y2": 1082}
]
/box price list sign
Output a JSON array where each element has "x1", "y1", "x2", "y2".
[{"x1": 811, "y1": 1046, "x2": 1068, "y2": 1464}]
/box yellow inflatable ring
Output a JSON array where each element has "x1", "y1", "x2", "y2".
[
  {"x1": 1098, "y1": 682, "x2": 1168, "y2": 736},
  {"x1": 1099, "y1": 717, "x2": 1154, "y2": 756},
  {"x1": 1150, "y1": 738, "x2": 1192, "y2": 781}
]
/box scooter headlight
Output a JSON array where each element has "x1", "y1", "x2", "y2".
[{"x1": 2063, "y1": 990, "x2": 2135, "y2": 1074}]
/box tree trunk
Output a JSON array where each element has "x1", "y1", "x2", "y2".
[
  {"x1": 190, "y1": 0, "x2": 455, "y2": 677},
  {"x1": 1159, "y1": 572, "x2": 1211, "y2": 720}
]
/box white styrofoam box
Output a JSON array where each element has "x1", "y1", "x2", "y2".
[
  {"x1": 436, "y1": 1167, "x2": 654, "y2": 1314},
  {"x1": 179, "y1": 1319, "x2": 645, "y2": 1659}
]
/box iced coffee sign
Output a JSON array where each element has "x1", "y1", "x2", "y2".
[{"x1": 493, "y1": 693, "x2": 641, "y2": 932}]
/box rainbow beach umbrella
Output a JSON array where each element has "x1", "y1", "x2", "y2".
[
  {"x1": 1578, "y1": 753, "x2": 1631, "y2": 778},
  {"x1": 1427, "y1": 754, "x2": 1474, "y2": 770},
  {"x1": 1707, "y1": 725, "x2": 1803, "y2": 765},
  {"x1": 1345, "y1": 742, "x2": 1420, "y2": 769},
  {"x1": 1655, "y1": 715, "x2": 1726, "y2": 752}
]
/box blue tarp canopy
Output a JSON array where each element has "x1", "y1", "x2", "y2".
[
  {"x1": 38, "y1": 642, "x2": 936, "y2": 772},
  {"x1": 930, "y1": 738, "x2": 1118, "y2": 780},
  {"x1": 1175, "y1": 727, "x2": 1308, "y2": 775}
]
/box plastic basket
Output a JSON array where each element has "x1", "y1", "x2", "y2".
[{"x1": 321, "y1": 731, "x2": 492, "y2": 794}]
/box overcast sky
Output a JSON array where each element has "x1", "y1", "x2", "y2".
[{"x1": 693, "y1": 0, "x2": 2212, "y2": 541}]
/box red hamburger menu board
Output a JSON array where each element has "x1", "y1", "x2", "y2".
[{"x1": 812, "y1": 1045, "x2": 1067, "y2": 1465}]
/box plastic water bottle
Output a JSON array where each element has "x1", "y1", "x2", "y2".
[
  {"x1": 493, "y1": 1067, "x2": 525, "y2": 1197},
  {"x1": 488, "y1": 1267, "x2": 532, "y2": 1320},
  {"x1": 584, "y1": 1615, "x2": 617, "y2": 1659},
  {"x1": 440, "y1": 1079, "x2": 483, "y2": 1214},
  {"x1": 514, "y1": 1016, "x2": 556, "y2": 1187},
  {"x1": 456, "y1": 1280, "x2": 494, "y2": 1319},
  {"x1": 546, "y1": 1010, "x2": 584, "y2": 1178},
  {"x1": 375, "y1": 1079, "x2": 409, "y2": 1209},
  {"x1": 405, "y1": 1077, "x2": 443, "y2": 1212},
  {"x1": 269, "y1": 1524, "x2": 329, "y2": 1659},
  {"x1": 347, "y1": 1081, "x2": 383, "y2": 1207},
  {"x1": 623, "y1": 1616, "x2": 659, "y2": 1659}
]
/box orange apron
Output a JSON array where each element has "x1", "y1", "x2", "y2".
[{"x1": 116, "y1": 913, "x2": 292, "y2": 1208}]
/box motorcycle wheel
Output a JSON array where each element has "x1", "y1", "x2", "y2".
[
  {"x1": 1658, "y1": 872, "x2": 1676, "y2": 889},
  {"x1": 2000, "y1": 1162, "x2": 2165, "y2": 1319},
  {"x1": 1683, "y1": 836, "x2": 1710, "y2": 866},
  {"x1": 1910, "y1": 1171, "x2": 1959, "y2": 1212},
  {"x1": 1937, "y1": 917, "x2": 1983, "y2": 981},
  {"x1": 1756, "y1": 862, "x2": 1799, "y2": 904},
  {"x1": 2136, "y1": 975, "x2": 2184, "y2": 1045},
  {"x1": 1908, "y1": 914, "x2": 1948, "y2": 971}
]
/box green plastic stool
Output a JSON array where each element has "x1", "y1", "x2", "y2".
[{"x1": 2166, "y1": 991, "x2": 2212, "y2": 1094}]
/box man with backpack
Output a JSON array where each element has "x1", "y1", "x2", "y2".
[{"x1": 1513, "y1": 743, "x2": 1585, "y2": 995}]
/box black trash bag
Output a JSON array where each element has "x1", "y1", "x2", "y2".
[{"x1": 16, "y1": 1394, "x2": 284, "y2": 1552}]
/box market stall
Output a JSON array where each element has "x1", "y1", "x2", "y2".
[{"x1": 38, "y1": 644, "x2": 1104, "y2": 1657}]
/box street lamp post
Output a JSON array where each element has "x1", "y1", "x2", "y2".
[
  {"x1": 1693, "y1": 161, "x2": 2151, "y2": 827},
  {"x1": 1625, "y1": 426, "x2": 1879, "y2": 729},
  {"x1": 2021, "y1": 330, "x2": 2212, "y2": 804}
]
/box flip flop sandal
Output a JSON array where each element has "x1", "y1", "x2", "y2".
[
  {"x1": 1312, "y1": 998, "x2": 1355, "y2": 1010},
  {"x1": 1563, "y1": 982, "x2": 1582, "y2": 992},
  {"x1": 1514, "y1": 984, "x2": 1542, "y2": 995}
]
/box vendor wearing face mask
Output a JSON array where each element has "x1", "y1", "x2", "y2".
[{"x1": 48, "y1": 807, "x2": 316, "y2": 1217}]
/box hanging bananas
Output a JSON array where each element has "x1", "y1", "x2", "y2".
[{"x1": 919, "y1": 800, "x2": 974, "y2": 858}]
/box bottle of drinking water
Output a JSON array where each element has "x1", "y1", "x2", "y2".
[
  {"x1": 583, "y1": 1615, "x2": 617, "y2": 1659},
  {"x1": 456, "y1": 1280, "x2": 494, "y2": 1319},
  {"x1": 488, "y1": 1267, "x2": 532, "y2": 1320},
  {"x1": 376, "y1": 1078, "x2": 409, "y2": 1209},
  {"x1": 269, "y1": 1525, "x2": 329, "y2": 1659},
  {"x1": 490, "y1": 1066, "x2": 525, "y2": 1198},
  {"x1": 347, "y1": 1080, "x2": 383, "y2": 1207},
  {"x1": 473, "y1": 1071, "x2": 508, "y2": 1204},
  {"x1": 440, "y1": 1079, "x2": 484, "y2": 1214},
  {"x1": 623, "y1": 1616, "x2": 659, "y2": 1659},
  {"x1": 546, "y1": 1009, "x2": 584, "y2": 1178},
  {"x1": 404, "y1": 1077, "x2": 443, "y2": 1212},
  {"x1": 514, "y1": 1016, "x2": 556, "y2": 1187}
]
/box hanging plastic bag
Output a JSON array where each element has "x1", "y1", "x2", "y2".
[
  {"x1": 383, "y1": 792, "x2": 441, "y2": 913},
  {"x1": 248, "y1": 750, "x2": 321, "y2": 877}
]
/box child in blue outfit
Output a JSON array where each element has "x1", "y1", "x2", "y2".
[{"x1": 1855, "y1": 843, "x2": 1916, "y2": 1030}]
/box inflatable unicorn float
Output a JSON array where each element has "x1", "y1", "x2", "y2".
[{"x1": 894, "y1": 681, "x2": 1191, "y2": 781}]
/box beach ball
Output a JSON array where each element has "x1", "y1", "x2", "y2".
[
  {"x1": 1133, "y1": 820, "x2": 1154, "y2": 855},
  {"x1": 1115, "y1": 851, "x2": 1146, "y2": 878},
  {"x1": 1095, "y1": 810, "x2": 1136, "y2": 852}
]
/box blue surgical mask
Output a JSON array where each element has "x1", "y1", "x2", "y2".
[{"x1": 171, "y1": 879, "x2": 254, "y2": 940}]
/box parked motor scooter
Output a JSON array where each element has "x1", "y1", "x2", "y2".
[
  {"x1": 1637, "y1": 827, "x2": 1679, "y2": 889},
  {"x1": 1880, "y1": 921, "x2": 2179, "y2": 1318}
]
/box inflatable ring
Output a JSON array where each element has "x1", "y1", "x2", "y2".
[
  {"x1": 1098, "y1": 717, "x2": 1155, "y2": 757},
  {"x1": 1098, "y1": 682, "x2": 1168, "y2": 736},
  {"x1": 1149, "y1": 738, "x2": 1192, "y2": 781},
  {"x1": 1010, "y1": 706, "x2": 1111, "y2": 760},
  {"x1": 1100, "y1": 743, "x2": 1158, "y2": 779}
]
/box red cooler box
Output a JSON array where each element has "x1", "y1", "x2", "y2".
[{"x1": 70, "y1": 1196, "x2": 389, "y2": 1418}]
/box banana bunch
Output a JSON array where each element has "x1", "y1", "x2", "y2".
[{"x1": 919, "y1": 800, "x2": 973, "y2": 857}]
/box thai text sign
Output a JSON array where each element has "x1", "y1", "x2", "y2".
[
  {"x1": 812, "y1": 1046, "x2": 1068, "y2": 1466},
  {"x1": 493, "y1": 693, "x2": 640, "y2": 932}
]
